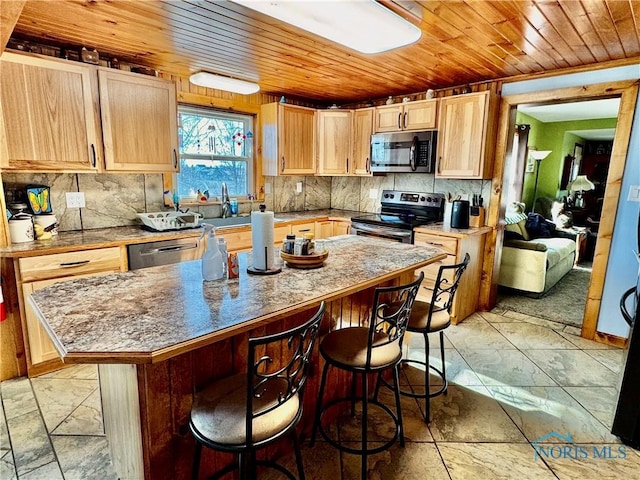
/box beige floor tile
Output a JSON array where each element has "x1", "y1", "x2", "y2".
[
  {"x1": 402, "y1": 349, "x2": 483, "y2": 389},
  {"x1": 262, "y1": 439, "x2": 342, "y2": 480},
  {"x1": 444, "y1": 322, "x2": 515, "y2": 351},
  {"x1": 30, "y1": 379, "x2": 98, "y2": 433},
  {"x1": 438, "y1": 442, "x2": 556, "y2": 480},
  {"x1": 564, "y1": 386, "x2": 618, "y2": 429},
  {"x1": 37, "y1": 365, "x2": 98, "y2": 380},
  {"x1": 583, "y1": 349, "x2": 625, "y2": 374},
  {"x1": 502, "y1": 310, "x2": 568, "y2": 331},
  {"x1": 341, "y1": 442, "x2": 449, "y2": 480},
  {"x1": 493, "y1": 323, "x2": 577, "y2": 350},
  {"x1": 428, "y1": 385, "x2": 527, "y2": 443},
  {"x1": 0, "y1": 379, "x2": 38, "y2": 421},
  {"x1": 20, "y1": 461, "x2": 64, "y2": 480},
  {"x1": 556, "y1": 331, "x2": 619, "y2": 350},
  {"x1": 51, "y1": 435, "x2": 117, "y2": 480},
  {"x1": 522, "y1": 350, "x2": 618, "y2": 387},
  {"x1": 477, "y1": 310, "x2": 520, "y2": 323},
  {"x1": 458, "y1": 349, "x2": 557, "y2": 387},
  {"x1": 52, "y1": 389, "x2": 104, "y2": 436},
  {"x1": 406, "y1": 330, "x2": 453, "y2": 351},
  {"x1": 541, "y1": 443, "x2": 639, "y2": 479},
  {"x1": 489, "y1": 385, "x2": 620, "y2": 444}
]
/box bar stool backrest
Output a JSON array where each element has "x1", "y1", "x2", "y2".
[
  {"x1": 366, "y1": 272, "x2": 424, "y2": 368},
  {"x1": 246, "y1": 301, "x2": 325, "y2": 446},
  {"x1": 427, "y1": 253, "x2": 471, "y2": 327}
]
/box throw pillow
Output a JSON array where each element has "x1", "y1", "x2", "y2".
[
  {"x1": 505, "y1": 219, "x2": 530, "y2": 240},
  {"x1": 525, "y1": 213, "x2": 556, "y2": 239},
  {"x1": 550, "y1": 201, "x2": 573, "y2": 228}
]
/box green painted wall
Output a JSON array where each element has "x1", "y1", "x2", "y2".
[{"x1": 515, "y1": 112, "x2": 617, "y2": 211}]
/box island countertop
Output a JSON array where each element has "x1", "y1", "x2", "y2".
[{"x1": 28, "y1": 235, "x2": 446, "y2": 364}]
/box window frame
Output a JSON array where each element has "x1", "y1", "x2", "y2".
[{"x1": 175, "y1": 104, "x2": 255, "y2": 200}]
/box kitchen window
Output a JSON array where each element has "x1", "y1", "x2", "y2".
[{"x1": 176, "y1": 105, "x2": 254, "y2": 199}]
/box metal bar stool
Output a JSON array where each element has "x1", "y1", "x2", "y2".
[
  {"x1": 189, "y1": 302, "x2": 325, "y2": 480},
  {"x1": 310, "y1": 274, "x2": 423, "y2": 479},
  {"x1": 395, "y1": 253, "x2": 470, "y2": 423}
]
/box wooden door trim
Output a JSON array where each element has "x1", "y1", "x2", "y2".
[{"x1": 484, "y1": 79, "x2": 639, "y2": 341}]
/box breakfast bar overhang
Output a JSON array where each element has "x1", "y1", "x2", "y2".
[{"x1": 27, "y1": 235, "x2": 446, "y2": 480}]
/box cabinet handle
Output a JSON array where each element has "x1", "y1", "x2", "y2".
[
  {"x1": 397, "y1": 113, "x2": 402, "y2": 129},
  {"x1": 425, "y1": 241, "x2": 444, "y2": 247},
  {"x1": 60, "y1": 260, "x2": 90, "y2": 268},
  {"x1": 90, "y1": 144, "x2": 96, "y2": 168},
  {"x1": 403, "y1": 112, "x2": 407, "y2": 129},
  {"x1": 366, "y1": 157, "x2": 370, "y2": 173},
  {"x1": 346, "y1": 157, "x2": 349, "y2": 172},
  {"x1": 173, "y1": 149, "x2": 178, "y2": 169},
  {"x1": 282, "y1": 156, "x2": 285, "y2": 171},
  {"x1": 438, "y1": 156, "x2": 442, "y2": 173},
  {"x1": 297, "y1": 228, "x2": 311, "y2": 232}
]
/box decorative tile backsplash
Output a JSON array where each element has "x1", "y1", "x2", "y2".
[{"x1": 3, "y1": 172, "x2": 491, "y2": 232}]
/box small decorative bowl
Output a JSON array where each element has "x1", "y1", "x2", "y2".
[{"x1": 280, "y1": 250, "x2": 329, "y2": 269}]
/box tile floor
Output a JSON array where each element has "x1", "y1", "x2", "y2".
[{"x1": 1, "y1": 307, "x2": 638, "y2": 479}]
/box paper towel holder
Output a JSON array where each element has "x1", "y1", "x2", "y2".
[{"x1": 247, "y1": 204, "x2": 282, "y2": 275}]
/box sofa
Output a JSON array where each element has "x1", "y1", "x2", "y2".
[{"x1": 498, "y1": 206, "x2": 577, "y2": 296}]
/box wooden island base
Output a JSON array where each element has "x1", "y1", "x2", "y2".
[{"x1": 100, "y1": 272, "x2": 414, "y2": 480}]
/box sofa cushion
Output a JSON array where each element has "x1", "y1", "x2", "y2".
[
  {"x1": 530, "y1": 237, "x2": 576, "y2": 266},
  {"x1": 505, "y1": 219, "x2": 530, "y2": 241},
  {"x1": 504, "y1": 239, "x2": 547, "y2": 252}
]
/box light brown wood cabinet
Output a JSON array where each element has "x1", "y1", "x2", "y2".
[
  {"x1": 315, "y1": 220, "x2": 333, "y2": 239},
  {"x1": 98, "y1": 69, "x2": 178, "y2": 172},
  {"x1": 0, "y1": 52, "x2": 178, "y2": 173},
  {"x1": 0, "y1": 52, "x2": 103, "y2": 172},
  {"x1": 436, "y1": 91, "x2": 493, "y2": 179},
  {"x1": 374, "y1": 99, "x2": 438, "y2": 133},
  {"x1": 352, "y1": 108, "x2": 374, "y2": 176},
  {"x1": 262, "y1": 103, "x2": 316, "y2": 176},
  {"x1": 413, "y1": 228, "x2": 488, "y2": 324},
  {"x1": 332, "y1": 220, "x2": 352, "y2": 236},
  {"x1": 317, "y1": 110, "x2": 352, "y2": 175},
  {"x1": 17, "y1": 247, "x2": 126, "y2": 375},
  {"x1": 290, "y1": 222, "x2": 315, "y2": 237}
]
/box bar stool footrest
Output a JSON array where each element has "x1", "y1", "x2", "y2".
[{"x1": 381, "y1": 358, "x2": 447, "y2": 398}]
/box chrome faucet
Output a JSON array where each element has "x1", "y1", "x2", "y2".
[{"x1": 221, "y1": 182, "x2": 231, "y2": 218}]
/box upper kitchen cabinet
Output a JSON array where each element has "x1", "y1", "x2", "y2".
[
  {"x1": 317, "y1": 110, "x2": 352, "y2": 175},
  {"x1": 98, "y1": 69, "x2": 179, "y2": 172},
  {"x1": 374, "y1": 99, "x2": 437, "y2": 133},
  {"x1": 0, "y1": 52, "x2": 103, "y2": 172},
  {"x1": 436, "y1": 91, "x2": 494, "y2": 179},
  {"x1": 262, "y1": 103, "x2": 316, "y2": 176},
  {"x1": 351, "y1": 108, "x2": 374, "y2": 176}
]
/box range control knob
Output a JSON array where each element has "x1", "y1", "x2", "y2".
[
  {"x1": 389, "y1": 194, "x2": 395, "y2": 199},
  {"x1": 384, "y1": 193, "x2": 389, "y2": 198},
  {"x1": 420, "y1": 196, "x2": 426, "y2": 202}
]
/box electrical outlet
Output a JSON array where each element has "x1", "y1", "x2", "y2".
[
  {"x1": 66, "y1": 192, "x2": 85, "y2": 208},
  {"x1": 296, "y1": 182, "x2": 303, "y2": 193},
  {"x1": 264, "y1": 183, "x2": 271, "y2": 194},
  {"x1": 369, "y1": 188, "x2": 378, "y2": 199},
  {"x1": 628, "y1": 185, "x2": 640, "y2": 202}
]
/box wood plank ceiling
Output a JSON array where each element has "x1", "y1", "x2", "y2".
[{"x1": 9, "y1": 0, "x2": 640, "y2": 104}]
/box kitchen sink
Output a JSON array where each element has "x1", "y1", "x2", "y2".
[{"x1": 205, "y1": 216, "x2": 252, "y2": 227}]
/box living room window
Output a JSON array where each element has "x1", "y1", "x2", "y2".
[{"x1": 176, "y1": 105, "x2": 254, "y2": 199}]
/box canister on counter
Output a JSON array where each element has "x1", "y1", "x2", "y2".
[
  {"x1": 228, "y1": 252, "x2": 239, "y2": 279},
  {"x1": 282, "y1": 234, "x2": 295, "y2": 254},
  {"x1": 302, "y1": 232, "x2": 315, "y2": 255}
]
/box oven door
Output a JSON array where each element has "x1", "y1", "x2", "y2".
[{"x1": 351, "y1": 221, "x2": 413, "y2": 244}]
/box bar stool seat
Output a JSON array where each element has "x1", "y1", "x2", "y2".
[
  {"x1": 407, "y1": 302, "x2": 450, "y2": 331},
  {"x1": 191, "y1": 374, "x2": 299, "y2": 445},
  {"x1": 320, "y1": 327, "x2": 401, "y2": 368}
]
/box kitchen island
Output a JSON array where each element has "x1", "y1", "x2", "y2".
[{"x1": 28, "y1": 235, "x2": 446, "y2": 480}]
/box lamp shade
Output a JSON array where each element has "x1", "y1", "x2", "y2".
[
  {"x1": 568, "y1": 175, "x2": 595, "y2": 192},
  {"x1": 189, "y1": 72, "x2": 260, "y2": 95},
  {"x1": 529, "y1": 150, "x2": 552, "y2": 160}
]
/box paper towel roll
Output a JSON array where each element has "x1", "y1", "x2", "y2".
[{"x1": 251, "y1": 208, "x2": 274, "y2": 270}]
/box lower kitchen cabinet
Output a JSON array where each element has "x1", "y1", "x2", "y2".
[
  {"x1": 413, "y1": 227, "x2": 490, "y2": 324},
  {"x1": 332, "y1": 220, "x2": 352, "y2": 236},
  {"x1": 315, "y1": 220, "x2": 333, "y2": 239},
  {"x1": 17, "y1": 247, "x2": 126, "y2": 375}
]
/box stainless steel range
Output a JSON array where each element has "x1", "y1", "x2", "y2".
[{"x1": 351, "y1": 190, "x2": 445, "y2": 243}]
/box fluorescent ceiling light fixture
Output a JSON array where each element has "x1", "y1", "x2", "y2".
[
  {"x1": 189, "y1": 72, "x2": 260, "y2": 94},
  {"x1": 231, "y1": 0, "x2": 422, "y2": 54}
]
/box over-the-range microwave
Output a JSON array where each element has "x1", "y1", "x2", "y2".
[{"x1": 370, "y1": 130, "x2": 437, "y2": 173}]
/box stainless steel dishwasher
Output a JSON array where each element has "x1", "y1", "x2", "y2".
[{"x1": 127, "y1": 237, "x2": 201, "y2": 270}]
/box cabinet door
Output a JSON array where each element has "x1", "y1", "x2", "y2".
[
  {"x1": 291, "y1": 222, "x2": 315, "y2": 237},
  {"x1": 352, "y1": 108, "x2": 373, "y2": 176},
  {"x1": 0, "y1": 53, "x2": 102, "y2": 171},
  {"x1": 436, "y1": 92, "x2": 488, "y2": 178},
  {"x1": 403, "y1": 100, "x2": 437, "y2": 131},
  {"x1": 99, "y1": 69, "x2": 179, "y2": 172},
  {"x1": 315, "y1": 221, "x2": 333, "y2": 239},
  {"x1": 374, "y1": 104, "x2": 403, "y2": 133},
  {"x1": 317, "y1": 111, "x2": 351, "y2": 175},
  {"x1": 279, "y1": 105, "x2": 316, "y2": 175},
  {"x1": 332, "y1": 221, "x2": 351, "y2": 236}
]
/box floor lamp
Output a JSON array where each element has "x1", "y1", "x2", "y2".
[{"x1": 529, "y1": 150, "x2": 552, "y2": 213}]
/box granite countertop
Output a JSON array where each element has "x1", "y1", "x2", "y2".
[
  {"x1": 0, "y1": 209, "x2": 361, "y2": 258},
  {"x1": 414, "y1": 223, "x2": 492, "y2": 238},
  {"x1": 28, "y1": 235, "x2": 446, "y2": 364}
]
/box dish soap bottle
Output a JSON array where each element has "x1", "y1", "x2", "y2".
[{"x1": 201, "y1": 224, "x2": 224, "y2": 281}]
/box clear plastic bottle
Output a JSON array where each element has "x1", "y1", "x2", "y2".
[
  {"x1": 201, "y1": 225, "x2": 224, "y2": 281},
  {"x1": 217, "y1": 237, "x2": 228, "y2": 279}
]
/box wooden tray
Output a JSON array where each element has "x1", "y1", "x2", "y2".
[{"x1": 280, "y1": 250, "x2": 329, "y2": 269}]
